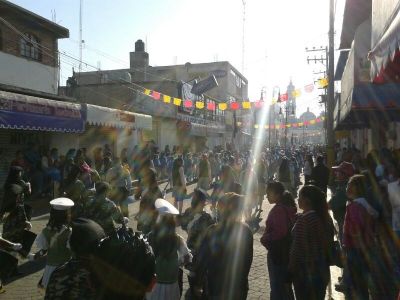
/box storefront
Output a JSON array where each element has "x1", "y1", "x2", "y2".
[
  {"x1": 82, "y1": 104, "x2": 152, "y2": 157},
  {"x1": 0, "y1": 90, "x2": 85, "y2": 186}
]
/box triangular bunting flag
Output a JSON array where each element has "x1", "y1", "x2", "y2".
[{"x1": 163, "y1": 95, "x2": 171, "y2": 103}]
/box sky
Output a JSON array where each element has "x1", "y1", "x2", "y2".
[{"x1": 10, "y1": 0, "x2": 345, "y2": 117}]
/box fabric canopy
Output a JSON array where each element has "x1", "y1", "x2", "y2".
[
  {"x1": 338, "y1": 83, "x2": 400, "y2": 129},
  {"x1": 0, "y1": 90, "x2": 84, "y2": 132},
  {"x1": 86, "y1": 104, "x2": 152, "y2": 130},
  {"x1": 369, "y1": 8, "x2": 400, "y2": 79}
]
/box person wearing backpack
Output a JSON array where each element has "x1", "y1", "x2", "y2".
[{"x1": 261, "y1": 182, "x2": 296, "y2": 300}]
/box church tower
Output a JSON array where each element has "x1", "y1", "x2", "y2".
[{"x1": 286, "y1": 79, "x2": 297, "y2": 121}]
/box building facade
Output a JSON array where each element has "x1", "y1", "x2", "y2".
[{"x1": 66, "y1": 40, "x2": 249, "y2": 151}]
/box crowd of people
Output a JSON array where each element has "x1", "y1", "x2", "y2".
[{"x1": 0, "y1": 140, "x2": 399, "y2": 299}]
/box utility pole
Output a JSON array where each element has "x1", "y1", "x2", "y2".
[
  {"x1": 327, "y1": 0, "x2": 335, "y2": 169},
  {"x1": 79, "y1": 0, "x2": 83, "y2": 73},
  {"x1": 241, "y1": 0, "x2": 246, "y2": 73}
]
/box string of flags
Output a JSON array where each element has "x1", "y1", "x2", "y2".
[
  {"x1": 142, "y1": 79, "x2": 328, "y2": 112},
  {"x1": 242, "y1": 116, "x2": 325, "y2": 129}
]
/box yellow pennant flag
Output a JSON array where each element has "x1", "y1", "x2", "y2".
[
  {"x1": 310, "y1": 119, "x2": 316, "y2": 125},
  {"x1": 219, "y1": 103, "x2": 228, "y2": 111},
  {"x1": 163, "y1": 95, "x2": 171, "y2": 103},
  {"x1": 318, "y1": 78, "x2": 328, "y2": 88},
  {"x1": 264, "y1": 125, "x2": 269, "y2": 129},
  {"x1": 144, "y1": 89, "x2": 151, "y2": 96},
  {"x1": 286, "y1": 124, "x2": 291, "y2": 128},
  {"x1": 173, "y1": 98, "x2": 182, "y2": 106},
  {"x1": 298, "y1": 122, "x2": 303, "y2": 127},
  {"x1": 254, "y1": 124, "x2": 259, "y2": 129},
  {"x1": 321, "y1": 116, "x2": 325, "y2": 121},
  {"x1": 195, "y1": 101, "x2": 205, "y2": 109},
  {"x1": 242, "y1": 101, "x2": 251, "y2": 109},
  {"x1": 292, "y1": 89, "x2": 301, "y2": 97}
]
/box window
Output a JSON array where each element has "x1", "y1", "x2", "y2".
[{"x1": 20, "y1": 33, "x2": 41, "y2": 61}]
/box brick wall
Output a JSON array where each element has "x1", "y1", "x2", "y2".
[{"x1": 0, "y1": 16, "x2": 58, "y2": 67}]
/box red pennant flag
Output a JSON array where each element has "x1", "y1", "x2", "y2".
[
  {"x1": 230, "y1": 102, "x2": 240, "y2": 110},
  {"x1": 184, "y1": 99, "x2": 193, "y2": 108},
  {"x1": 304, "y1": 121, "x2": 310, "y2": 125},
  {"x1": 280, "y1": 93, "x2": 288, "y2": 101},
  {"x1": 254, "y1": 101, "x2": 264, "y2": 109},
  {"x1": 207, "y1": 102, "x2": 216, "y2": 111},
  {"x1": 292, "y1": 123, "x2": 298, "y2": 128},
  {"x1": 151, "y1": 91, "x2": 161, "y2": 100},
  {"x1": 270, "y1": 125, "x2": 275, "y2": 129},
  {"x1": 316, "y1": 118, "x2": 321, "y2": 122},
  {"x1": 304, "y1": 84, "x2": 314, "y2": 93}
]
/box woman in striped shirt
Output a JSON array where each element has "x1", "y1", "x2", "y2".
[{"x1": 289, "y1": 185, "x2": 334, "y2": 300}]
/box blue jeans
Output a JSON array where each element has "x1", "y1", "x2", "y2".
[{"x1": 267, "y1": 253, "x2": 294, "y2": 300}]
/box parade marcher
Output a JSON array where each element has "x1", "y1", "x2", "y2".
[
  {"x1": 62, "y1": 165, "x2": 87, "y2": 220},
  {"x1": 343, "y1": 175, "x2": 379, "y2": 299},
  {"x1": 106, "y1": 157, "x2": 132, "y2": 217},
  {"x1": 289, "y1": 185, "x2": 334, "y2": 300},
  {"x1": 196, "y1": 193, "x2": 253, "y2": 300},
  {"x1": 181, "y1": 188, "x2": 214, "y2": 298},
  {"x1": 85, "y1": 182, "x2": 128, "y2": 238},
  {"x1": 45, "y1": 218, "x2": 106, "y2": 299},
  {"x1": 210, "y1": 165, "x2": 241, "y2": 220},
  {"x1": 0, "y1": 237, "x2": 22, "y2": 294},
  {"x1": 311, "y1": 155, "x2": 329, "y2": 193},
  {"x1": 29, "y1": 198, "x2": 74, "y2": 289},
  {"x1": 278, "y1": 158, "x2": 295, "y2": 196},
  {"x1": 261, "y1": 182, "x2": 296, "y2": 300},
  {"x1": 304, "y1": 154, "x2": 314, "y2": 184},
  {"x1": 240, "y1": 161, "x2": 259, "y2": 219},
  {"x1": 147, "y1": 199, "x2": 192, "y2": 300},
  {"x1": 197, "y1": 154, "x2": 211, "y2": 191},
  {"x1": 1, "y1": 166, "x2": 32, "y2": 244},
  {"x1": 136, "y1": 168, "x2": 162, "y2": 234},
  {"x1": 172, "y1": 156, "x2": 187, "y2": 214}
]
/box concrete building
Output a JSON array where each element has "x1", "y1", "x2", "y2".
[{"x1": 66, "y1": 39, "x2": 249, "y2": 151}]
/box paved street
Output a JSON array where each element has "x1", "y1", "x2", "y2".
[{"x1": 2, "y1": 182, "x2": 344, "y2": 300}]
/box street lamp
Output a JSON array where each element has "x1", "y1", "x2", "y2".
[{"x1": 279, "y1": 100, "x2": 295, "y2": 149}]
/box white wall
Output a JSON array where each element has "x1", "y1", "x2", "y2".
[
  {"x1": 160, "y1": 119, "x2": 178, "y2": 150},
  {"x1": 0, "y1": 52, "x2": 58, "y2": 94}
]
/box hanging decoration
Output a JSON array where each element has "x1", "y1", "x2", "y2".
[
  {"x1": 184, "y1": 99, "x2": 193, "y2": 108},
  {"x1": 163, "y1": 95, "x2": 171, "y2": 103},
  {"x1": 196, "y1": 101, "x2": 205, "y2": 109},
  {"x1": 151, "y1": 91, "x2": 161, "y2": 100},
  {"x1": 241, "y1": 116, "x2": 325, "y2": 129},
  {"x1": 139, "y1": 80, "x2": 320, "y2": 112}
]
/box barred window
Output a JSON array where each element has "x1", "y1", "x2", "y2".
[{"x1": 20, "y1": 33, "x2": 41, "y2": 61}]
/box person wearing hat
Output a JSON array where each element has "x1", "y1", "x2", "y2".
[
  {"x1": 85, "y1": 182, "x2": 128, "y2": 238},
  {"x1": 172, "y1": 156, "x2": 187, "y2": 214},
  {"x1": 28, "y1": 197, "x2": 74, "y2": 289},
  {"x1": 147, "y1": 199, "x2": 192, "y2": 300},
  {"x1": 196, "y1": 193, "x2": 253, "y2": 299},
  {"x1": 45, "y1": 218, "x2": 106, "y2": 299}
]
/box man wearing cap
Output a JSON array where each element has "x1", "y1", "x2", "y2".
[
  {"x1": 45, "y1": 218, "x2": 106, "y2": 299},
  {"x1": 29, "y1": 197, "x2": 74, "y2": 289},
  {"x1": 85, "y1": 182, "x2": 128, "y2": 237},
  {"x1": 328, "y1": 161, "x2": 354, "y2": 292}
]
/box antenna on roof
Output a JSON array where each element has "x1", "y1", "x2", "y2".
[{"x1": 79, "y1": 0, "x2": 83, "y2": 72}]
